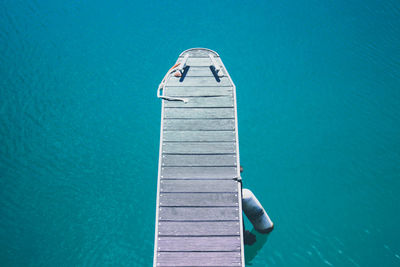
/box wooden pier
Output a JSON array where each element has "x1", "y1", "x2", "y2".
[{"x1": 154, "y1": 48, "x2": 244, "y2": 266}]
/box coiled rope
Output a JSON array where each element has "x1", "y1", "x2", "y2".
[{"x1": 157, "y1": 62, "x2": 188, "y2": 103}]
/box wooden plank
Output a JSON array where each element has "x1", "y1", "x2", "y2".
[
  {"x1": 164, "y1": 96, "x2": 234, "y2": 108},
  {"x1": 165, "y1": 86, "x2": 232, "y2": 97},
  {"x1": 163, "y1": 131, "x2": 235, "y2": 142},
  {"x1": 158, "y1": 221, "x2": 240, "y2": 236},
  {"x1": 160, "y1": 180, "x2": 238, "y2": 193},
  {"x1": 162, "y1": 142, "x2": 236, "y2": 154},
  {"x1": 166, "y1": 76, "x2": 231, "y2": 87},
  {"x1": 159, "y1": 193, "x2": 239, "y2": 207},
  {"x1": 183, "y1": 67, "x2": 215, "y2": 77},
  {"x1": 164, "y1": 108, "x2": 234, "y2": 119},
  {"x1": 159, "y1": 207, "x2": 239, "y2": 221},
  {"x1": 157, "y1": 252, "x2": 241, "y2": 266},
  {"x1": 161, "y1": 167, "x2": 237, "y2": 179},
  {"x1": 163, "y1": 119, "x2": 235, "y2": 131},
  {"x1": 183, "y1": 57, "x2": 223, "y2": 67},
  {"x1": 162, "y1": 154, "x2": 236, "y2": 167},
  {"x1": 157, "y1": 236, "x2": 241, "y2": 252}
]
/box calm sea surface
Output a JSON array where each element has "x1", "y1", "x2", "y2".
[{"x1": 1, "y1": 1, "x2": 399, "y2": 266}]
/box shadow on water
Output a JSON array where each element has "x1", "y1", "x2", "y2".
[{"x1": 244, "y1": 228, "x2": 270, "y2": 265}]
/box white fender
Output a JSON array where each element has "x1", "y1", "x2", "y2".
[{"x1": 242, "y1": 188, "x2": 274, "y2": 234}]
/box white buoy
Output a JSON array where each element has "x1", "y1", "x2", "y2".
[{"x1": 242, "y1": 188, "x2": 274, "y2": 234}]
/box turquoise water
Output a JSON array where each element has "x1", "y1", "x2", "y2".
[{"x1": 1, "y1": 0, "x2": 399, "y2": 266}]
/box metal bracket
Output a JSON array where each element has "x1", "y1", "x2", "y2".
[
  {"x1": 233, "y1": 176, "x2": 242, "y2": 182},
  {"x1": 209, "y1": 54, "x2": 224, "y2": 77},
  {"x1": 178, "y1": 54, "x2": 189, "y2": 75}
]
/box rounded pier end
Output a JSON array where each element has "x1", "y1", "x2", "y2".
[{"x1": 179, "y1": 48, "x2": 219, "y2": 58}]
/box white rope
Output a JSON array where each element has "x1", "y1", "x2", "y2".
[{"x1": 157, "y1": 63, "x2": 188, "y2": 103}]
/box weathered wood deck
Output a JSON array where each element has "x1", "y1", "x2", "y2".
[{"x1": 154, "y1": 48, "x2": 244, "y2": 267}]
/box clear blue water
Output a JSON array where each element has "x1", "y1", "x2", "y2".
[{"x1": 1, "y1": 0, "x2": 399, "y2": 266}]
